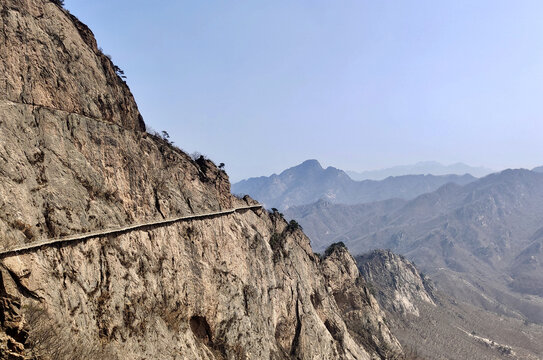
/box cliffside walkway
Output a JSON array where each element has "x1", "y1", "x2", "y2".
[{"x1": 0, "y1": 205, "x2": 262, "y2": 258}]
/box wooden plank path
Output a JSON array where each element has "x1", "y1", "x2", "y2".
[{"x1": 0, "y1": 205, "x2": 262, "y2": 258}]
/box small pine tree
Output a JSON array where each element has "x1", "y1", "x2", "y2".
[
  {"x1": 113, "y1": 65, "x2": 127, "y2": 79},
  {"x1": 286, "y1": 219, "x2": 302, "y2": 232},
  {"x1": 324, "y1": 242, "x2": 347, "y2": 257},
  {"x1": 51, "y1": 0, "x2": 65, "y2": 7}
]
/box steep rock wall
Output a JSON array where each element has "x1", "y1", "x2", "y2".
[
  {"x1": 321, "y1": 246, "x2": 403, "y2": 358},
  {"x1": 0, "y1": 98, "x2": 401, "y2": 359},
  {"x1": 0, "y1": 0, "x2": 144, "y2": 131},
  {"x1": 356, "y1": 250, "x2": 437, "y2": 318},
  {"x1": 0, "y1": 2, "x2": 404, "y2": 358}
]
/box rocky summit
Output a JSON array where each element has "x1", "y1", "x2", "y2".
[{"x1": 0, "y1": 1, "x2": 405, "y2": 359}]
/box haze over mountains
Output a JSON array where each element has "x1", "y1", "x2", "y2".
[
  {"x1": 2, "y1": 0, "x2": 542, "y2": 358},
  {"x1": 347, "y1": 161, "x2": 495, "y2": 180},
  {"x1": 235, "y1": 159, "x2": 543, "y2": 356},
  {"x1": 286, "y1": 169, "x2": 543, "y2": 325},
  {"x1": 232, "y1": 159, "x2": 476, "y2": 210}
]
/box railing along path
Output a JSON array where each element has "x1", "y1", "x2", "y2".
[{"x1": 0, "y1": 205, "x2": 262, "y2": 258}]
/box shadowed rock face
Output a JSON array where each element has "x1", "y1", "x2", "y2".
[
  {"x1": 0, "y1": 0, "x2": 145, "y2": 131},
  {"x1": 321, "y1": 247, "x2": 403, "y2": 359},
  {"x1": 0, "y1": 1, "x2": 402, "y2": 359}
]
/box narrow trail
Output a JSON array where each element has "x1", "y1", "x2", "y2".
[{"x1": 0, "y1": 205, "x2": 262, "y2": 258}]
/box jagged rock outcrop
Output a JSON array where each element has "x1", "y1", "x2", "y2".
[
  {"x1": 0, "y1": 1, "x2": 403, "y2": 359},
  {"x1": 0, "y1": 295, "x2": 27, "y2": 360},
  {"x1": 355, "y1": 250, "x2": 543, "y2": 360},
  {"x1": 356, "y1": 250, "x2": 437, "y2": 318},
  {"x1": 321, "y1": 246, "x2": 402, "y2": 359}
]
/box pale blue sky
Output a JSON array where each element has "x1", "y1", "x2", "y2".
[{"x1": 65, "y1": 1, "x2": 543, "y2": 182}]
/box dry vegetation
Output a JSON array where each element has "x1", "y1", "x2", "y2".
[{"x1": 24, "y1": 302, "x2": 118, "y2": 360}]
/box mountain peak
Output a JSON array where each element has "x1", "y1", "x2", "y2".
[
  {"x1": 234, "y1": 160, "x2": 476, "y2": 211},
  {"x1": 298, "y1": 159, "x2": 323, "y2": 169}
]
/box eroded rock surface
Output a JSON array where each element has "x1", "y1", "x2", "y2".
[
  {"x1": 0, "y1": 1, "x2": 403, "y2": 359},
  {"x1": 356, "y1": 250, "x2": 436, "y2": 318},
  {"x1": 355, "y1": 250, "x2": 543, "y2": 360},
  {"x1": 321, "y1": 246, "x2": 403, "y2": 359},
  {"x1": 0, "y1": 0, "x2": 144, "y2": 131}
]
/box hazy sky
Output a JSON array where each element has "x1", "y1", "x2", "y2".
[{"x1": 65, "y1": 1, "x2": 543, "y2": 182}]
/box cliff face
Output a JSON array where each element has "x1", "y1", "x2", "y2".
[
  {"x1": 0, "y1": 0, "x2": 144, "y2": 131},
  {"x1": 356, "y1": 250, "x2": 437, "y2": 318},
  {"x1": 0, "y1": 1, "x2": 402, "y2": 359},
  {"x1": 321, "y1": 247, "x2": 402, "y2": 359}
]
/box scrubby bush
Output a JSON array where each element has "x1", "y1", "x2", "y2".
[
  {"x1": 286, "y1": 219, "x2": 302, "y2": 232},
  {"x1": 113, "y1": 65, "x2": 126, "y2": 79},
  {"x1": 50, "y1": 0, "x2": 65, "y2": 7},
  {"x1": 25, "y1": 302, "x2": 118, "y2": 359},
  {"x1": 324, "y1": 241, "x2": 347, "y2": 257},
  {"x1": 269, "y1": 232, "x2": 283, "y2": 251}
]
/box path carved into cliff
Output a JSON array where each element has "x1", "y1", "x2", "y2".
[{"x1": 0, "y1": 205, "x2": 262, "y2": 258}]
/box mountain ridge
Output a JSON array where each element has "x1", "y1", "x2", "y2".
[
  {"x1": 347, "y1": 161, "x2": 494, "y2": 180},
  {"x1": 356, "y1": 249, "x2": 543, "y2": 359},
  {"x1": 233, "y1": 159, "x2": 476, "y2": 210},
  {"x1": 286, "y1": 168, "x2": 543, "y2": 326}
]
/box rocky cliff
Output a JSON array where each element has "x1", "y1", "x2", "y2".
[
  {"x1": 356, "y1": 250, "x2": 543, "y2": 360},
  {"x1": 321, "y1": 246, "x2": 402, "y2": 358},
  {"x1": 356, "y1": 250, "x2": 437, "y2": 318},
  {"x1": 0, "y1": 1, "x2": 402, "y2": 359},
  {"x1": 0, "y1": 0, "x2": 144, "y2": 131}
]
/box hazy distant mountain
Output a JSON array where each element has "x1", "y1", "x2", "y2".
[
  {"x1": 347, "y1": 161, "x2": 494, "y2": 180},
  {"x1": 533, "y1": 165, "x2": 543, "y2": 173},
  {"x1": 232, "y1": 159, "x2": 476, "y2": 209},
  {"x1": 287, "y1": 169, "x2": 543, "y2": 324}
]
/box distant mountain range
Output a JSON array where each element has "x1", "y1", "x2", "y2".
[
  {"x1": 232, "y1": 159, "x2": 476, "y2": 210},
  {"x1": 347, "y1": 161, "x2": 494, "y2": 180},
  {"x1": 286, "y1": 169, "x2": 543, "y2": 324}
]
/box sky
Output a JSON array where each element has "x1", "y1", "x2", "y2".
[{"x1": 65, "y1": 0, "x2": 543, "y2": 182}]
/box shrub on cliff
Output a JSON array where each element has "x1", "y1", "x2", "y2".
[
  {"x1": 50, "y1": 0, "x2": 65, "y2": 7},
  {"x1": 286, "y1": 219, "x2": 302, "y2": 232},
  {"x1": 324, "y1": 241, "x2": 347, "y2": 257}
]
